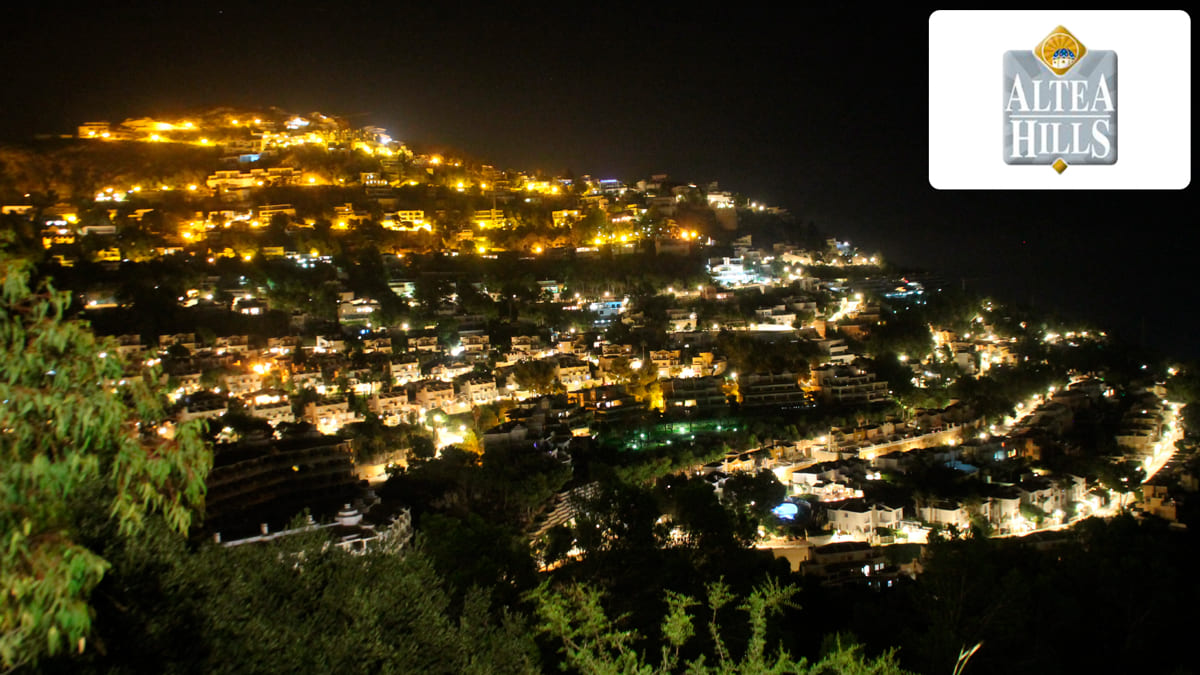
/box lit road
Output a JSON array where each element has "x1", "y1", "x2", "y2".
[
  {"x1": 755, "y1": 391, "x2": 1185, "y2": 550},
  {"x1": 1140, "y1": 401, "x2": 1183, "y2": 483}
]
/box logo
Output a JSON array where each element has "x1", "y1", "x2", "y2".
[
  {"x1": 1036, "y1": 27, "x2": 1087, "y2": 75},
  {"x1": 1004, "y1": 25, "x2": 1117, "y2": 173}
]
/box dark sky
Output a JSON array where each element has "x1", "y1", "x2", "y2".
[{"x1": 2, "y1": 7, "x2": 1195, "y2": 357}]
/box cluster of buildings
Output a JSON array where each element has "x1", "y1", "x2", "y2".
[
  {"x1": 744, "y1": 369, "x2": 1184, "y2": 586},
  {"x1": 31, "y1": 109, "x2": 832, "y2": 264},
  {"x1": 62, "y1": 219, "x2": 921, "y2": 548},
  {"x1": 142, "y1": 295, "x2": 890, "y2": 446},
  {"x1": 78, "y1": 110, "x2": 398, "y2": 157},
  {"x1": 25, "y1": 108, "x2": 1187, "y2": 567}
]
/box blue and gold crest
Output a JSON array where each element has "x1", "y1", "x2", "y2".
[{"x1": 1037, "y1": 26, "x2": 1088, "y2": 76}]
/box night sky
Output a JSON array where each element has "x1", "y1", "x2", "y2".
[{"x1": 2, "y1": 7, "x2": 1195, "y2": 357}]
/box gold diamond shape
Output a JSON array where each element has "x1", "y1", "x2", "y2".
[
  {"x1": 1036, "y1": 26, "x2": 1087, "y2": 76},
  {"x1": 1052, "y1": 158, "x2": 1069, "y2": 174}
]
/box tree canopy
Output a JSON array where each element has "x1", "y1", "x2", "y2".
[{"x1": 0, "y1": 249, "x2": 210, "y2": 670}]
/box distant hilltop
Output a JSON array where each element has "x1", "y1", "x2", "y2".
[
  {"x1": 0, "y1": 106, "x2": 813, "y2": 263},
  {"x1": 77, "y1": 107, "x2": 399, "y2": 156}
]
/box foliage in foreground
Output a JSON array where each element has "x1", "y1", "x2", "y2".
[
  {"x1": 0, "y1": 250, "x2": 210, "y2": 670},
  {"x1": 527, "y1": 578, "x2": 910, "y2": 674},
  {"x1": 51, "y1": 523, "x2": 539, "y2": 675}
]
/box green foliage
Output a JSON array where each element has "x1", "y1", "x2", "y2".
[
  {"x1": 0, "y1": 141, "x2": 218, "y2": 199},
  {"x1": 722, "y1": 471, "x2": 787, "y2": 523},
  {"x1": 1092, "y1": 459, "x2": 1144, "y2": 494},
  {"x1": 511, "y1": 359, "x2": 564, "y2": 396},
  {"x1": 190, "y1": 538, "x2": 533, "y2": 674},
  {"x1": 0, "y1": 251, "x2": 210, "y2": 670},
  {"x1": 1018, "y1": 502, "x2": 1047, "y2": 524},
  {"x1": 656, "y1": 474, "x2": 751, "y2": 551},
  {"x1": 865, "y1": 310, "x2": 933, "y2": 361},
  {"x1": 421, "y1": 512, "x2": 538, "y2": 599},
  {"x1": 63, "y1": 524, "x2": 539, "y2": 674},
  {"x1": 340, "y1": 417, "x2": 430, "y2": 465},
  {"x1": 594, "y1": 437, "x2": 725, "y2": 486},
  {"x1": 949, "y1": 363, "x2": 1062, "y2": 423},
  {"x1": 573, "y1": 482, "x2": 667, "y2": 555},
  {"x1": 526, "y1": 578, "x2": 910, "y2": 674},
  {"x1": 716, "y1": 332, "x2": 819, "y2": 377}
]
